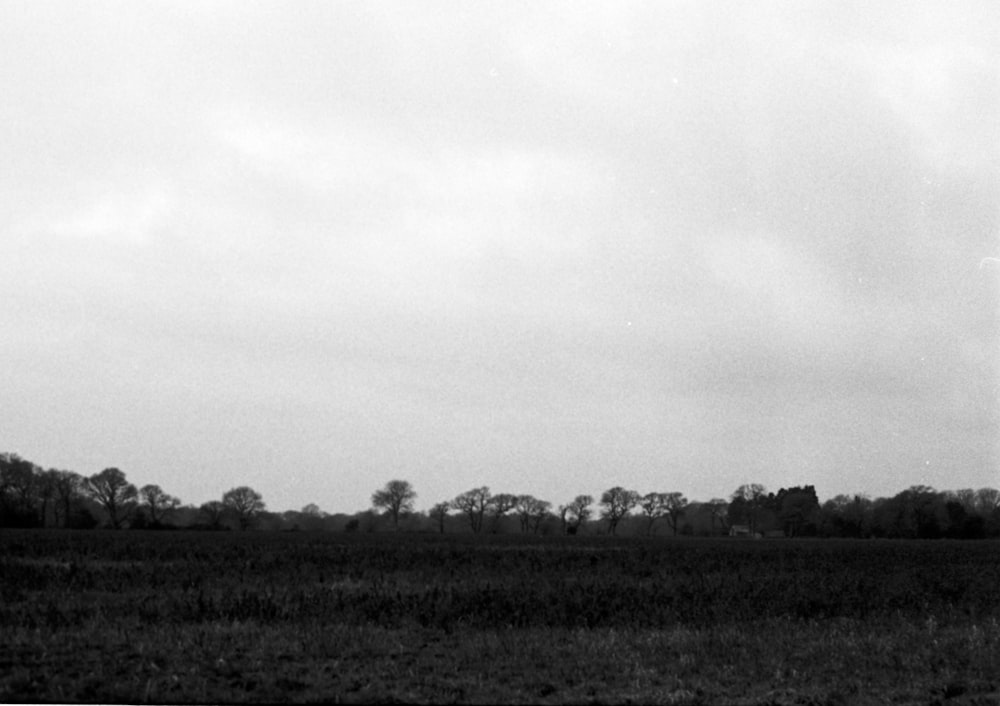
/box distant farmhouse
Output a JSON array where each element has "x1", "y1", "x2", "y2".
[{"x1": 728, "y1": 525, "x2": 785, "y2": 539}]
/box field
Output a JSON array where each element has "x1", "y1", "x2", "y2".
[{"x1": 2, "y1": 531, "x2": 999, "y2": 704}]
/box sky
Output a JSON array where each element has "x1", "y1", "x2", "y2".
[{"x1": 1, "y1": 1, "x2": 998, "y2": 515}]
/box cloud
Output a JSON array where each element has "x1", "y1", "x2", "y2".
[
  {"x1": 830, "y1": 4, "x2": 1000, "y2": 171},
  {"x1": 875, "y1": 44, "x2": 998, "y2": 170},
  {"x1": 25, "y1": 188, "x2": 173, "y2": 246},
  {"x1": 1, "y1": 1, "x2": 997, "y2": 512}
]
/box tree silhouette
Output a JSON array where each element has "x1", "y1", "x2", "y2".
[
  {"x1": 51, "y1": 470, "x2": 83, "y2": 528},
  {"x1": 222, "y1": 486, "x2": 265, "y2": 530},
  {"x1": 139, "y1": 484, "x2": 180, "y2": 527},
  {"x1": 663, "y1": 492, "x2": 688, "y2": 536},
  {"x1": 429, "y1": 501, "x2": 450, "y2": 534},
  {"x1": 199, "y1": 500, "x2": 226, "y2": 530},
  {"x1": 639, "y1": 492, "x2": 669, "y2": 535},
  {"x1": 600, "y1": 486, "x2": 639, "y2": 535},
  {"x1": 371, "y1": 479, "x2": 417, "y2": 531},
  {"x1": 36, "y1": 469, "x2": 59, "y2": 527},
  {"x1": 515, "y1": 495, "x2": 551, "y2": 534},
  {"x1": 563, "y1": 494, "x2": 594, "y2": 534},
  {"x1": 773, "y1": 486, "x2": 819, "y2": 537},
  {"x1": 877, "y1": 485, "x2": 946, "y2": 539},
  {"x1": 730, "y1": 483, "x2": 766, "y2": 535},
  {"x1": 0, "y1": 453, "x2": 42, "y2": 526},
  {"x1": 952, "y1": 488, "x2": 977, "y2": 512},
  {"x1": 86, "y1": 468, "x2": 138, "y2": 529},
  {"x1": 487, "y1": 493, "x2": 518, "y2": 533},
  {"x1": 975, "y1": 487, "x2": 1000, "y2": 515},
  {"x1": 705, "y1": 498, "x2": 729, "y2": 536},
  {"x1": 452, "y1": 487, "x2": 491, "y2": 533},
  {"x1": 638, "y1": 492, "x2": 687, "y2": 535}
]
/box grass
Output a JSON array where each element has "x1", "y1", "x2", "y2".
[
  {"x1": 2, "y1": 531, "x2": 1000, "y2": 704},
  {"x1": 5, "y1": 618, "x2": 999, "y2": 703}
]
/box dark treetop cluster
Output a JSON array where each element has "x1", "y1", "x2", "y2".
[{"x1": 2, "y1": 452, "x2": 999, "y2": 538}]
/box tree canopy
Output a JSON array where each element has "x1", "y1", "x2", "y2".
[
  {"x1": 371, "y1": 479, "x2": 417, "y2": 530},
  {"x1": 222, "y1": 486, "x2": 266, "y2": 530}
]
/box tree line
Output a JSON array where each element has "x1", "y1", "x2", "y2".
[
  {"x1": 0, "y1": 454, "x2": 265, "y2": 532},
  {"x1": 2, "y1": 451, "x2": 999, "y2": 538},
  {"x1": 375, "y1": 480, "x2": 1000, "y2": 539}
]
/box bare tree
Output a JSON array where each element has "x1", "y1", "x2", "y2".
[
  {"x1": 429, "y1": 501, "x2": 450, "y2": 534},
  {"x1": 951, "y1": 488, "x2": 977, "y2": 513},
  {"x1": 639, "y1": 492, "x2": 669, "y2": 535},
  {"x1": 487, "y1": 493, "x2": 518, "y2": 533},
  {"x1": 558, "y1": 504, "x2": 570, "y2": 533},
  {"x1": 0, "y1": 453, "x2": 41, "y2": 526},
  {"x1": 451, "y1": 486, "x2": 491, "y2": 533},
  {"x1": 222, "y1": 486, "x2": 265, "y2": 530},
  {"x1": 600, "y1": 486, "x2": 639, "y2": 535},
  {"x1": 705, "y1": 498, "x2": 729, "y2": 536},
  {"x1": 663, "y1": 492, "x2": 688, "y2": 536},
  {"x1": 564, "y1": 494, "x2": 595, "y2": 534},
  {"x1": 139, "y1": 484, "x2": 181, "y2": 526},
  {"x1": 36, "y1": 469, "x2": 61, "y2": 527},
  {"x1": 975, "y1": 487, "x2": 1000, "y2": 515},
  {"x1": 199, "y1": 500, "x2": 226, "y2": 529},
  {"x1": 731, "y1": 483, "x2": 767, "y2": 535},
  {"x1": 515, "y1": 495, "x2": 551, "y2": 533},
  {"x1": 86, "y1": 468, "x2": 138, "y2": 529},
  {"x1": 51, "y1": 470, "x2": 83, "y2": 528},
  {"x1": 294, "y1": 503, "x2": 325, "y2": 531},
  {"x1": 371, "y1": 479, "x2": 417, "y2": 531}
]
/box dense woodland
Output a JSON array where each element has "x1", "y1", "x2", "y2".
[{"x1": 2, "y1": 451, "x2": 999, "y2": 539}]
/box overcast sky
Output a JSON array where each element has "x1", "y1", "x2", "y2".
[{"x1": 2, "y1": 1, "x2": 998, "y2": 515}]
